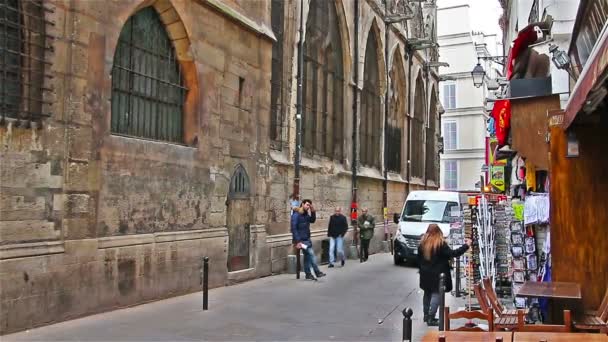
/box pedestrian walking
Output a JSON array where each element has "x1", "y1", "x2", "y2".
[
  {"x1": 357, "y1": 208, "x2": 375, "y2": 262},
  {"x1": 327, "y1": 207, "x2": 348, "y2": 268},
  {"x1": 291, "y1": 199, "x2": 326, "y2": 280},
  {"x1": 417, "y1": 224, "x2": 471, "y2": 326}
]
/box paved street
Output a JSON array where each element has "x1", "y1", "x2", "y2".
[{"x1": 4, "y1": 253, "x2": 465, "y2": 341}]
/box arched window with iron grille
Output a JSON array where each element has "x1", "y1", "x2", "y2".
[
  {"x1": 111, "y1": 7, "x2": 187, "y2": 143},
  {"x1": 302, "y1": 0, "x2": 344, "y2": 160},
  {"x1": 1, "y1": 0, "x2": 53, "y2": 125}
]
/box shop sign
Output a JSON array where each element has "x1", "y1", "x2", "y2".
[
  {"x1": 490, "y1": 165, "x2": 506, "y2": 193},
  {"x1": 491, "y1": 100, "x2": 511, "y2": 147}
]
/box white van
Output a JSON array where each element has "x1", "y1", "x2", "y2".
[{"x1": 392, "y1": 190, "x2": 467, "y2": 265}]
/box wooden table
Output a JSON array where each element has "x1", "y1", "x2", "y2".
[
  {"x1": 513, "y1": 332, "x2": 608, "y2": 341},
  {"x1": 422, "y1": 331, "x2": 513, "y2": 341},
  {"x1": 515, "y1": 281, "x2": 583, "y2": 323},
  {"x1": 516, "y1": 281, "x2": 582, "y2": 299}
]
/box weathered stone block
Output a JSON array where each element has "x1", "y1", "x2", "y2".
[
  {"x1": 63, "y1": 194, "x2": 89, "y2": 216},
  {"x1": 0, "y1": 220, "x2": 59, "y2": 243},
  {"x1": 67, "y1": 125, "x2": 93, "y2": 161},
  {"x1": 63, "y1": 218, "x2": 95, "y2": 240},
  {"x1": 207, "y1": 212, "x2": 225, "y2": 227}
]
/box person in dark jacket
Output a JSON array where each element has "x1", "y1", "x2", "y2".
[
  {"x1": 417, "y1": 224, "x2": 471, "y2": 326},
  {"x1": 327, "y1": 207, "x2": 348, "y2": 268},
  {"x1": 357, "y1": 208, "x2": 375, "y2": 262},
  {"x1": 291, "y1": 199, "x2": 326, "y2": 280}
]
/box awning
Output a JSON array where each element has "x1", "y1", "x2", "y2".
[{"x1": 564, "y1": 23, "x2": 608, "y2": 128}]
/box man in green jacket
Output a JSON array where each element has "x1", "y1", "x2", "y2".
[{"x1": 358, "y1": 208, "x2": 375, "y2": 262}]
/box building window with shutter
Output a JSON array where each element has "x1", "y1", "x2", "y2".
[
  {"x1": 111, "y1": 7, "x2": 187, "y2": 143},
  {"x1": 1, "y1": 0, "x2": 53, "y2": 125},
  {"x1": 444, "y1": 160, "x2": 458, "y2": 190},
  {"x1": 442, "y1": 83, "x2": 456, "y2": 110},
  {"x1": 302, "y1": 0, "x2": 345, "y2": 160},
  {"x1": 443, "y1": 121, "x2": 457, "y2": 150}
]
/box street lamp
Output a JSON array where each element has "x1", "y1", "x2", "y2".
[
  {"x1": 471, "y1": 61, "x2": 486, "y2": 88},
  {"x1": 549, "y1": 44, "x2": 571, "y2": 71}
]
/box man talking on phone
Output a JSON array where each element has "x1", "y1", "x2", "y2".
[{"x1": 291, "y1": 199, "x2": 326, "y2": 280}]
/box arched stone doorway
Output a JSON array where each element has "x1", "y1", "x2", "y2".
[{"x1": 227, "y1": 164, "x2": 252, "y2": 272}]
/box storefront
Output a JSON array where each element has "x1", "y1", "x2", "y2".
[{"x1": 549, "y1": 1, "x2": 608, "y2": 310}]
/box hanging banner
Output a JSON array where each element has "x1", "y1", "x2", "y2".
[
  {"x1": 490, "y1": 165, "x2": 506, "y2": 193},
  {"x1": 492, "y1": 99, "x2": 511, "y2": 147}
]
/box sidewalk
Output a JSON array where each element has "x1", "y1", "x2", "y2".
[{"x1": 4, "y1": 253, "x2": 468, "y2": 341}]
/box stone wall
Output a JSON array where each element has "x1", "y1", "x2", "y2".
[{"x1": 0, "y1": 0, "x2": 440, "y2": 334}]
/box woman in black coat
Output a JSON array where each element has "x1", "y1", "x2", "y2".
[{"x1": 417, "y1": 224, "x2": 471, "y2": 326}]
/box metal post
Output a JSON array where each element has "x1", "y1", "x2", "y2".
[
  {"x1": 292, "y1": 0, "x2": 304, "y2": 206},
  {"x1": 455, "y1": 257, "x2": 461, "y2": 297},
  {"x1": 438, "y1": 272, "x2": 446, "y2": 331},
  {"x1": 402, "y1": 307, "x2": 413, "y2": 342},
  {"x1": 203, "y1": 256, "x2": 209, "y2": 310},
  {"x1": 296, "y1": 247, "x2": 301, "y2": 279}
]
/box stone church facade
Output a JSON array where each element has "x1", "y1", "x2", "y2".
[{"x1": 0, "y1": 0, "x2": 441, "y2": 333}]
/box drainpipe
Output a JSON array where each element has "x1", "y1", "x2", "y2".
[
  {"x1": 406, "y1": 46, "x2": 412, "y2": 196},
  {"x1": 351, "y1": 0, "x2": 360, "y2": 247},
  {"x1": 383, "y1": 0, "x2": 389, "y2": 242},
  {"x1": 423, "y1": 64, "x2": 429, "y2": 190},
  {"x1": 293, "y1": 0, "x2": 304, "y2": 200}
]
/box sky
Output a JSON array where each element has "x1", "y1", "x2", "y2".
[{"x1": 437, "y1": 0, "x2": 503, "y2": 41}]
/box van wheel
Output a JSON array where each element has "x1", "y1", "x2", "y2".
[{"x1": 394, "y1": 253, "x2": 403, "y2": 266}]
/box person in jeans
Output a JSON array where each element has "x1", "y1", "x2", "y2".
[
  {"x1": 327, "y1": 207, "x2": 348, "y2": 268},
  {"x1": 357, "y1": 208, "x2": 375, "y2": 262},
  {"x1": 291, "y1": 199, "x2": 326, "y2": 280},
  {"x1": 418, "y1": 224, "x2": 471, "y2": 326}
]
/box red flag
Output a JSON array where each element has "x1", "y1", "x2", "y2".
[{"x1": 492, "y1": 99, "x2": 511, "y2": 146}]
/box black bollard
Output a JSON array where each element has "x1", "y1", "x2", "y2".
[
  {"x1": 438, "y1": 273, "x2": 446, "y2": 331},
  {"x1": 390, "y1": 233, "x2": 394, "y2": 255},
  {"x1": 455, "y1": 257, "x2": 461, "y2": 297},
  {"x1": 203, "y1": 256, "x2": 209, "y2": 310},
  {"x1": 296, "y1": 247, "x2": 301, "y2": 279},
  {"x1": 402, "y1": 307, "x2": 413, "y2": 342}
]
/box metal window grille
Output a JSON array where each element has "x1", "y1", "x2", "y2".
[
  {"x1": 1, "y1": 0, "x2": 54, "y2": 125},
  {"x1": 302, "y1": 0, "x2": 344, "y2": 161},
  {"x1": 269, "y1": 0, "x2": 286, "y2": 149},
  {"x1": 111, "y1": 7, "x2": 186, "y2": 143},
  {"x1": 229, "y1": 165, "x2": 250, "y2": 198},
  {"x1": 360, "y1": 29, "x2": 381, "y2": 169}
]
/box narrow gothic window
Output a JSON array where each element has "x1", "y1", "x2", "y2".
[
  {"x1": 269, "y1": 0, "x2": 285, "y2": 148},
  {"x1": 426, "y1": 91, "x2": 438, "y2": 182},
  {"x1": 360, "y1": 29, "x2": 381, "y2": 169},
  {"x1": 387, "y1": 54, "x2": 406, "y2": 173},
  {"x1": 111, "y1": 7, "x2": 186, "y2": 143},
  {"x1": 229, "y1": 165, "x2": 250, "y2": 198},
  {"x1": 1, "y1": 0, "x2": 52, "y2": 123},
  {"x1": 302, "y1": 0, "x2": 344, "y2": 160},
  {"x1": 412, "y1": 75, "x2": 425, "y2": 178}
]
